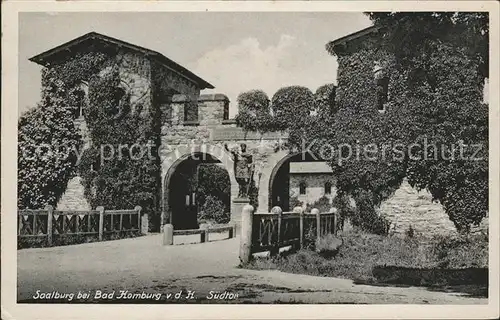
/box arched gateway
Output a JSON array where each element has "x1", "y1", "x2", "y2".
[
  {"x1": 159, "y1": 93, "x2": 334, "y2": 229},
  {"x1": 161, "y1": 143, "x2": 238, "y2": 229},
  {"x1": 32, "y1": 32, "x2": 336, "y2": 232}
]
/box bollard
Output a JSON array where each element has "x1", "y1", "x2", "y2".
[
  {"x1": 200, "y1": 223, "x2": 209, "y2": 243},
  {"x1": 45, "y1": 205, "x2": 54, "y2": 246},
  {"x1": 271, "y1": 206, "x2": 282, "y2": 256},
  {"x1": 239, "y1": 204, "x2": 254, "y2": 264},
  {"x1": 162, "y1": 224, "x2": 174, "y2": 246},
  {"x1": 312, "y1": 208, "x2": 321, "y2": 243}
]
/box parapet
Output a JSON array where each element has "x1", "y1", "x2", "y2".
[{"x1": 171, "y1": 93, "x2": 229, "y2": 103}]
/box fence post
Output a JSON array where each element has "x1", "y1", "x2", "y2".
[
  {"x1": 271, "y1": 206, "x2": 282, "y2": 256},
  {"x1": 329, "y1": 207, "x2": 338, "y2": 236},
  {"x1": 163, "y1": 224, "x2": 174, "y2": 245},
  {"x1": 134, "y1": 206, "x2": 145, "y2": 234},
  {"x1": 46, "y1": 205, "x2": 53, "y2": 246},
  {"x1": 312, "y1": 208, "x2": 321, "y2": 243},
  {"x1": 293, "y1": 206, "x2": 304, "y2": 249},
  {"x1": 239, "y1": 204, "x2": 254, "y2": 264},
  {"x1": 97, "y1": 206, "x2": 104, "y2": 241}
]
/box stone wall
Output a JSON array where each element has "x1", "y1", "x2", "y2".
[
  {"x1": 289, "y1": 174, "x2": 336, "y2": 209},
  {"x1": 377, "y1": 179, "x2": 457, "y2": 237},
  {"x1": 56, "y1": 176, "x2": 91, "y2": 211}
]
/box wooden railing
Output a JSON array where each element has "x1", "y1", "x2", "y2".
[
  {"x1": 171, "y1": 224, "x2": 237, "y2": 243},
  {"x1": 18, "y1": 205, "x2": 143, "y2": 246},
  {"x1": 240, "y1": 205, "x2": 338, "y2": 263},
  {"x1": 161, "y1": 224, "x2": 236, "y2": 245}
]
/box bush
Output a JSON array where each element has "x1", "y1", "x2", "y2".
[
  {"x1": 246, "y1": 229, "x2": 488, "y2": 287},
  {"x1": 289, "y1": 196, "x2": 303, "y2": 209},
  {"x1": 305, "y1": 195, "x2": 331, "y2": 213},
  {"x1": 198, "y1": 195, "x2": 229, "y2": 224},
  {"x1": 315, "y1": 234, "x2": 343, "y2": 258},
  {"x1": 351, "y1": 191, "x2": 390, "y2": 235}
]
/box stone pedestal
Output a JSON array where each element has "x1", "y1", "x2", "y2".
[{"x1": 231, "y1": 197, "x2": 250, "y2": 230}]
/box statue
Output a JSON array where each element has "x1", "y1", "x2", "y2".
[{"x1": 225, "y1": 143, "x2": 253, "y2": 198}]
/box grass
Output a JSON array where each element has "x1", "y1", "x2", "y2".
[{"x1": 245, "y1": 229, "x2": 488, "y2": 295}]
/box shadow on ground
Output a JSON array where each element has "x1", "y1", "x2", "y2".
[{"x1": 354, "y1": 266, "x2": 488, "y2": 298}]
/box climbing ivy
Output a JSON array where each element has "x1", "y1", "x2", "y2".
[
  {"x1": 367, "y1": 12, "x2": 489, "y2": 233},
  {"x1": 18, "y1": 69, "x2": 83, "y2": 209},
  {"x1": 78, "y1": 64, "x2": 162, "y2": 230},
  {"x1": 17, "y1": 52, "x2": 108, "y2": 209}
]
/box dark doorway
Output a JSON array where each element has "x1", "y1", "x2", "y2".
[{"x1": 167, "y1": 153, "x2": 230, "y2": 230}]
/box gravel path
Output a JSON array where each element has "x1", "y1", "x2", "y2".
[{"x1": 17, "y1": 234, "x2": 487, "y2": 304}]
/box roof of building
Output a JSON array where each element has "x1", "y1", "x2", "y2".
[
  {"x1": 326, "y1": 25, "x2": 380, "y2": 56},
  {"x1": 172, "y1": 93, "x2": 229, "y2": 103},
  {"x1": 29, "y1": 32, "x2": 214, "y2": 89},
  {"x1": 289, "y1": 162, "x2": 333, "y2": 174}
]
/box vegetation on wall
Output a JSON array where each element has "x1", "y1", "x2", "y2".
[
  {"x1": 235, "y1": 12, "x2": 488, "y2": 234},
  {"x1": 17, "y1": 52, "x2": 108, "y2": 209},
  {"x1": 367, "y1": 12, "x2": 489, "y2": 233},
  {"x1": 78, "y1": 63, "x2": 162, "y2": 229}
]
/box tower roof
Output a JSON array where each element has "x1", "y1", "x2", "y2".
[
  {"x1": 29, "y1": 32, "x2": 214, "y2": 89},
  {"x1": 326, "y1": 25, "x2": 380, "y2": 56}
]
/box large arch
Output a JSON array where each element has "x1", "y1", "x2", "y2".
[
  {"x1": 161, "y1": 143, "x2": 238, "y2": 229},
  {"x1": 257, "y1": 150, "x2": 322, "y2": 213}
]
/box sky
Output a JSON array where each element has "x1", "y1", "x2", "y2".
[{"x1": 19, "y1": 12, "x2": 372, "y2": 117}]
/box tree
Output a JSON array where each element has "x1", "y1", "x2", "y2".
[
  {"x1": 271, "y1": 86, "x2": 315, "y2": 131},
  {"x1": 235, "y1": 90, "x2": 273, "y2": 134},
  {"x1": 17, "y1": 69, "x2": 82, "y2": 209},
  {"x1": 314, "y1": 83, "x2": 337, "y2": 117},
  {"x1": 196, "y1": 164, "x2": 231, "y2": 220}
]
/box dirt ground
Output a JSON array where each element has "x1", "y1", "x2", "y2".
[{"x1": 17, "y1": 233, "x2": 487, "y2": 304}]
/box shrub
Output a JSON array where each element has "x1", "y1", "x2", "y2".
[
  {"x1": 315, "y1": 234, "x2": 343, "y2": 258},
  {"x1": 305, "y1": 195, "x2": 331, "y2": 213},
  {"x1": 198, "y1": 195, "x2": 229, "y2": 224},
  {"x1": 197, "y1": 164, "x2": 231, "y2": 215},
  {"x1": 289, "y1": 196, "x2": 303, "y2": 209},
  {"x1": 351, "y1": 191, "x2": 390, "y2": 235}
]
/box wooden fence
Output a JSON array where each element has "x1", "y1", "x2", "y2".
[
  {"x1": 18, "y1": 205, "x2": 143, "y2": 246},
  {"x1": 240, "y1": 205, "x2": 338, "y2": 263}
]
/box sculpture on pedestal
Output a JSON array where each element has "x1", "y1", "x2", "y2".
[{"x1": 225, "y1": 143, "x2": 253, "y2": 198}]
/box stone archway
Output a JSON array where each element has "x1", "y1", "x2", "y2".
[
  {"x1": 258, "y1": 150, "x2": 321, "y2": 213},
  {"x1": 161, "y1": 143, "x2": 238, "y2": 229}
]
